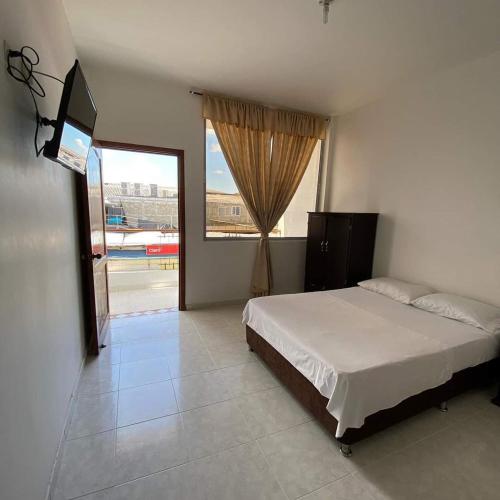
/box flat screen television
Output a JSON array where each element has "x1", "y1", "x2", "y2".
[{"x1": 43, "y1": 60, "x2": 97, "y2": 175}]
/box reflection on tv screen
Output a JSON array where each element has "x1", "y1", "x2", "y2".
[{"x1": 58, "y1": 122, "x2": 92, "y2": 172}]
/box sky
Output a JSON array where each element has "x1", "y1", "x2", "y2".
[
  {"x1": 205, "y1": 126, "x2": 238, "y2": 194},
  {"x1": 60, "y1": 122, "x2": 92, "y2": 159},
  {"x1": 99, "y1": 125, "x2": 237, "y2": 193},
  {"x1": 101, "y1": 149, "x2": 178, "y2": 186}
]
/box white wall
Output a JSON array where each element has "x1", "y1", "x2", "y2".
[
  {"x1": 0, "y1": 1, "x2": 86, "y2": 499},
  {"x1": 83, "y1": 66, "x2": 308, "y2": 306},
  {"x1": 328, "y1": 51, "x2": 500, "y2": 306}
]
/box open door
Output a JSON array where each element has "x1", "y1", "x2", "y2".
[
  {"x1": 95, "y1": 140, "x2": 186, "y2": 313},
  {"x1": 76, "y1": 146, "x2": 110, "y2": 355}
]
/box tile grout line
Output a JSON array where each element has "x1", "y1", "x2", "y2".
[
  {"x1": 63, "y1": 397, "x2": 316, "y2": 448},
  {"x1": 346, "y1": 419, "x2": 454, "y2": 474},
  {"x1": 69, "y1": 359, "x2": 306, "y2": 442},
  {"x1": 234, "y1": 396, "x2": 320, "y2": 500},
  {"x1": 231, "y1": 388, "x2": 291, "y2": 499},
  {"x1": 293, "y1": 471, "x2": 378, "y2": 500},
  {"x1": 254, "y1": 438, "x2": 292, "y2": 500},
  {"x1": 114, "y1": 354, "x2": 121, "y2": 445},
  {"x1": 65, "y1": 436, "x2": 282, "y2": 500}
]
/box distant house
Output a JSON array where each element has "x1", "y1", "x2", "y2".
[
  {"x1": 205, "y1": 190, "x2": 284, "y2": 236},
  {"x1": 205, "y1": 190, "x2": 254, "y2": 229}
]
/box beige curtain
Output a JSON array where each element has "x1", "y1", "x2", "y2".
[{"x1": 203, "y1": 95, "x2": 327, "y2": 296}]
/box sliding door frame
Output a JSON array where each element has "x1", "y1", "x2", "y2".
[{"x1": 94, "y1": 140, "x2": 186, "y2": 311}]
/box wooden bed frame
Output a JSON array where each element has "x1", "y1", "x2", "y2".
[{"x1": 247, "y1": 325, "x2": 498, "y2": 453}]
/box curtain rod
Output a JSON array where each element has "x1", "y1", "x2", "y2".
[{"x1": 189, "y1": 90, "x2": 330, "y2": 122}]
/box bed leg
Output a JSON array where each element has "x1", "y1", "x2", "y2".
[
  {"x1": 339, "y1": 443, "x2": 352, "y2": 458},
  {"x1": 439, "y1": 401, "x2": 448, "y2": 412},
  {"x1": 248, "y1": 345, "x2": 254, "y2": 352}
]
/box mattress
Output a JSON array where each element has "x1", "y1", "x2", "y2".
[{"x1": 242, "y1": 287, "x2": 500, "y2": 437}]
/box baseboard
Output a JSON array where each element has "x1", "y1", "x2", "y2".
[
  {"x1": 186, "y1": 297, "x2": 249, "y2": 310},
  {"x1": 185, "y1": 289, "x2": 302, "y2": 310},
  {"x1": 45, "y1": 347, "x2": 87, "y2": 500}
]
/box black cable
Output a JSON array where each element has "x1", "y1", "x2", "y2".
[
  {"x1": 6, "y1": 46, "x2": 64, "y2": 156},
  {"x1": 7, "y1": 46, "x2": 46, "y2": 97},
  {"x1": 32, "y1": 70, "x2": 65, "y2": 84}
]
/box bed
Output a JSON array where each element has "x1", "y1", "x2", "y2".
[{"x1": 243, "y1": 287, "x2": 500, "y2": 454}]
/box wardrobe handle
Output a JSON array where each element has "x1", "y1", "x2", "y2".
[
  {"x1": 320, "y1": 241, "x2": 324, "y2": 252},
  {"x1": 325, "y1": 241, "x2": 329, "y2": 252}
]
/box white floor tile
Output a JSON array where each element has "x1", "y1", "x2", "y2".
[
  {"x1": 236, "y1": 386, "x2": 312, "y2": 438},
  {"x1": 55, "y1": 431, "x2": 117, "y2": 499},
  {"x1": 67, "y1": 392, "x2": 118, "y2": 439},
  {"x1": 76, "y1": 464, "x2": 201, "y2": 500},
  {"x1": 189, "y1": 442, "x2": 287, "y2": 500},
  {"x1": 197, "y1": 324, "x2": 246, "y2": 347},
  {"x1": 172, "y1": 370, "x2": 232, "y2": 411},
  {"x1": 164, "y1": 330, "x2": 207, "y2": 356},
  {"x1": 208, "y1": 340, "x2": 257, "y2": 368},
  {"x1": 78, "y1": 363, "x2": 120, "y2": 396},
  {"x1": 118, "y1": 357, "x2": 171, "y2": 389},
  {"x1": 85, "y1": 346, "x2": 121, "y2": 366},
  {"x1": 75, "y1": 424, "x2": 281, "y2": 500},
  {"x1": 257, "y1": 421, "x2": 351, "y2": 499},
  {"x1": 182, "y1": 399, "x2": 253, "y2": 459},
  {"x1": 300, "y1": 474, "x2": 376, "y2": 500},
  {"x1": 167, "y1": 350, "x2": 216, "y2": 378},
  {"x1": 57, "y1": 417, "x2": 190, "y2": 499},
  {"x1": 120, "y1": 339, "x2": 170, "y2": 363},
  {"x1": 220, "y1": 361, "x2": 280, "y2": 396},
  {"x1": 114, "y1": 414, "x2": 189, "y2": 483},
  {"x1": 117, "y1": 380, "x2": 178, "y2": 427}
]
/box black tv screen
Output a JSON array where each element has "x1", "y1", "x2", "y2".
[{"x1": 44, "y1": 60, "x2": 97, "y2": 175}]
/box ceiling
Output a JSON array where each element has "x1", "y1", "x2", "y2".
[{"x1": 63, "y1": 0, "x2": 500, "y2": 115}]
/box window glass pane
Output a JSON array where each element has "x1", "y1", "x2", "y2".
[
  {"x1": 205, "y1": 120, "x2": 321, "y2": 238},
  {"x1": 205, "y1": 120, "x2": 259, "y2": 237}
]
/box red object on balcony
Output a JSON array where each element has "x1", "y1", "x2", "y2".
[{"x1": 146, "y1": 243, "x2": 179, "y2": 256}]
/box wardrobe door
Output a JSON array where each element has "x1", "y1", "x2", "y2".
[
  {"x1": 324, "y1": 214, "x2": 351, "y2": 289},
  {"x1": 305, "y1": 214, "x2": 327, "y2": 291},
  {"x1": 346, "y1": 214, "x2": 378, "y2": 286}
]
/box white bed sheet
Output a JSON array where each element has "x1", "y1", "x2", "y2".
[{"x1": 242, "y1": 287, "x2": 500, "y2": 437}]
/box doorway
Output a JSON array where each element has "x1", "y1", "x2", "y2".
[{"x1": 96, "y1": 141, "x2": 185, "y2": 315}]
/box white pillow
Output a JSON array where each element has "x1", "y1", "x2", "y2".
[
  {"x1": 411, "y1": 293, "x2": 500, "y2": 334},
  {"x1": 358, "y1": 277, "x2": 434, "y2": 305}
]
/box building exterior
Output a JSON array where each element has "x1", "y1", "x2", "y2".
[
  {"x1": 205, "y1": 190, "x2": 255, "y2": 231},
  {"x1": 103, "y1": 183, "x2": 295, "y2": 236},
  {"x1": 59, "y1": 144, "x2": 86, "y2": 172},
  {"x1": 104, "y1": 182, "x2": 178, "y2": 229}
]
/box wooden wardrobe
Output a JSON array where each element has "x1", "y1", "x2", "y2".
[{"x1": 304, "y1": 212, "x2": 378, "y2": 292}]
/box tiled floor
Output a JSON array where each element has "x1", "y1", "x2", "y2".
[
  {"x1": 108, "y1": 284, "x2": 179, "y2": 315},
  {"x1": 52, "y1": 304, "x2": 500, "y2": 500},
  {"x1": 108, "y1": 267, "x2": 179, "y2": 315}
]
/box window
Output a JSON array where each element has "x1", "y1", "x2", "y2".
[
  {"x1": 121, "y1": 182, "x2": 129, "y2": 196},
  {"x1": 150, "y1": 183, "x2": 158, "y2": 198},
  {"x1": 134, "y1": 182, "x2": 141, "y2": 197},
  {"x1": 205, "y1": 120, "x2": 322, "y2": 238}
]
